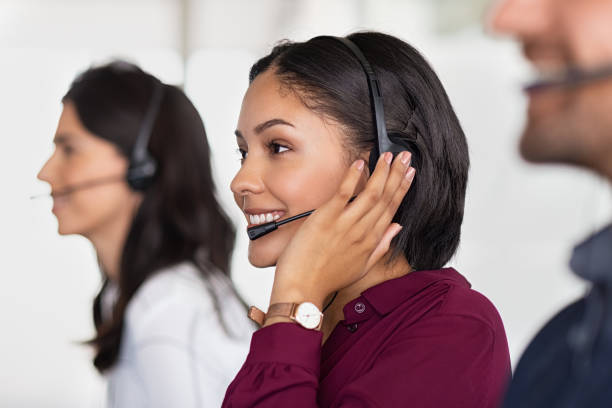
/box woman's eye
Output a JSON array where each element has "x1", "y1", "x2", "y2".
[
  {"x1": 270, "y1": 142, "x2": 289, "y2": 154},
  {"x1": 61, "y1": 145, "x2": 74, "y2": 156},
  {"x1": 236, "y1": 148, "x2": 247, "y2": 162}
]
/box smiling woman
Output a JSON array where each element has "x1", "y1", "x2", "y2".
[
  {"x1": 232, "y1": 69, "x2": 351, "y2": 267},
  {"x1": 223, "y1": 32, "x2": 511, "y2": 407}
]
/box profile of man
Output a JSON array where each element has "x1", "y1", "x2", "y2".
[{"x1": 491, "y1": 0, "x2": 612, "y2": 406}]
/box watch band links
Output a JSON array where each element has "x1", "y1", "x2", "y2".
[{"x1": 248, "y1": 303, "x2": 295, "y2": 327}]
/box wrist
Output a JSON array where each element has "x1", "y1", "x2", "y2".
[
  {"x1": 269, "y1": 284, "x2": 325, "y2": 311},
  {"x1": 250, "y1": 301, "x2": 324, "y2": 330},
  {"x1": 272, "y1": 264, "x2": 327, "y2": 307}
]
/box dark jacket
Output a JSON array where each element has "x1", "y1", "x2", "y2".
[{"x1": 503, "y1": 225, "x2": 612, "y2": 408}]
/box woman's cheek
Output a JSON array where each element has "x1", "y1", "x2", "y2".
[
  {"x1": 273, "y1": 164, "x2": 344, "y2": 211},
  {"x1": 245, "y1": 159, "x2": 346, "y2": 267}
]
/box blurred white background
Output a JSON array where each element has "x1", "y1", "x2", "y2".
[{"x1": 1, "y1": 0, "x2": 611, "y2": 406}]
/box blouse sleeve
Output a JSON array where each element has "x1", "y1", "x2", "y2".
[
  {"x1": 222, "y1": 314, "x2": 509, "y2": 408},
  {"x1": 222, "y1": 323, "x2": 322, "y2": 408}
]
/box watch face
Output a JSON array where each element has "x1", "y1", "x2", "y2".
[{"x1": 295, "y1": 302, "x2": 322, "y2": 329}]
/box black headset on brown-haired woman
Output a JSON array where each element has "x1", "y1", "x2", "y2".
[{"x1": 32, "y1": 74, "x2": 164, "y2": 200}]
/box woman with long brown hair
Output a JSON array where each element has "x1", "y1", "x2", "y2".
[{"x1": 38, "y1": 61, "x2": 252, "y2": 407}]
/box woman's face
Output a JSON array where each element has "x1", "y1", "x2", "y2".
[
  {"x1": 37, "y1": 101, "x2": 142, "y2": 237},
  {"x1": 231, "y1": 70, "x2": 363, "y2": 267}
]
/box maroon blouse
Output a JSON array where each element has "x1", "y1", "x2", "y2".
[{"x1": 223, "y1": 268, "x2": 511, "y2": 407}]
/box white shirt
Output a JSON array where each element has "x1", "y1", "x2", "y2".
[{"x1": 104, "y1": 262, "x2": 253, "y2": 408}]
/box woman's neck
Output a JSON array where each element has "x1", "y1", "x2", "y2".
[
  {"x1": 87, "y1": 205, "x2": 139, "y2": 282},
  {"x1": 321, "y1": 254, "x2": 412, "y2": 343}
]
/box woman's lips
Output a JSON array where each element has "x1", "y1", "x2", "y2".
[{"x1": 51, "y1": 195, "x2": 69, "y2": 214}]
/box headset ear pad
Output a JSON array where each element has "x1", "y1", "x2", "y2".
[
  {"x1": 390, "y1": 131, "x2": 420, "y2": 169},
  {"x1": 126, "y1": 157, "x2": 157, "y2": 191},
  {"x1": 367, "y1": 132, "x2": 419, "y2": 176}
]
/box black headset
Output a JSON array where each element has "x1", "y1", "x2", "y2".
[
  {"x1": 31, "y1": 74, "x2": 165, "y2": 201},
  {"x1": 328, "y1": 36, "x2": 414, "y2": 174},
  {"x1": 247, "y1": 36, "x2": 415, "y2": 240},
  {"x1": 125, "y1": 79, "x2": 165, "y2": 191}
]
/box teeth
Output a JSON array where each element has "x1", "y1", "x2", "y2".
[{"x1": 248, "y1": 212, "x2": 281, "y2": 225}]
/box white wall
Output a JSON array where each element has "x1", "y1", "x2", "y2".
[{"x1": 1, "y1": 0, "x2": 610, "y2": 406}]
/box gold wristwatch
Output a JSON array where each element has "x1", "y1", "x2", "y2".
[{"x1": 248, "y1": 302, "x2": 323, "y2": 330}]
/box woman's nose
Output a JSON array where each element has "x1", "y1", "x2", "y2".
[
  {"x1": 230, "y1": 158, "x2": 266, "y2": 201},
  {"x1": 37, "y1": 152, "x2": 56, "y2": 184}
]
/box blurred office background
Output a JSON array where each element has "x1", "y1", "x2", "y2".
[{"x1": 1, "y1": 0, "x2": 610, "y2": 406}]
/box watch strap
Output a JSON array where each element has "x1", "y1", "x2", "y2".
[
  {"x1": 266, "y1": 302, "x2": 297, "y2": 320},
  {"x1": 248, "y1": 303, "x2": 297, "y2": 327},
  {"x1": 247, "y1": 306, "x2": 266, "y2": 326}
]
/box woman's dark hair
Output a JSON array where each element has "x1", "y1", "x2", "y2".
[
  {"x1": 63, "y1": 61, "x2": 238, "y2": 372},
  {"x1": 250, "y1": 32, "x2": 469, "y2": 270}
]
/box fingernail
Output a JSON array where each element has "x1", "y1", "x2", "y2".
[
  {"x1": 355, "y1": 159, "x2": 365, "y2": 170},
  {"x1": 400, "y1": 151, "x2": 411, "y2": 165},
  {"x1": 405, "y1": 167, "x2": 416, "y2": 181},
  {"x1": 384, "y1": 152, "x2": 393, "y2": 164}
]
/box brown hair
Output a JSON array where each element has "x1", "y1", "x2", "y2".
[{"x1": 64, "y1": 61, "x2": 238, "y2": 372}]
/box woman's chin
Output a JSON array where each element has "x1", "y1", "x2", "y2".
[
  {"x1": 247, "y1": 254, "x2": 278, "y2": 268},
  {"x1": 56, "y1": 218, "x2": 90, "y2": 237},
  {"x1": 57, "y1": 226, "x2": 85, "y2": 237},
  {"x1": 56, "y1": 221, "x2": 77, "y2": 236},
  {"x1": 247, "y1": 244, "x2": 280, "y2": 268}
]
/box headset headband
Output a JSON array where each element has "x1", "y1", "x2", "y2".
[
  {"x1": 131, "y1": 80, "x2": 164, "y2": 165},
  {"x1": 330, "y1": 37, "x2": 393, "y2": 156},
  {"x1": 125, "y1": 79, "x2": 164, "y2": 191}
]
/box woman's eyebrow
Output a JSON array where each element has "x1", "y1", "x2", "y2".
[
  {"x1": 234, "y1": 118, "x2": 295, "y2": 140},
  {"x1": 254, "y1": 118, "x2": 295, "y2": 134}
]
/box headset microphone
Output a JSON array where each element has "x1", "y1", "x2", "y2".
[
  {"x1": 247, "y1": 197, "x2": 358, "y2": 240},
  {"x1": 30, "y1": 175, "x2": 126, "y2": 200},
  {"x1": 246, "y1": 36, "x2": 415, "y2": 241},
  {"x1": 247, "y1": 210, "x2": 314, "y2": 240},
  {"x1": 524, "y1": 64, "x2": 612, "y2": 93}
]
